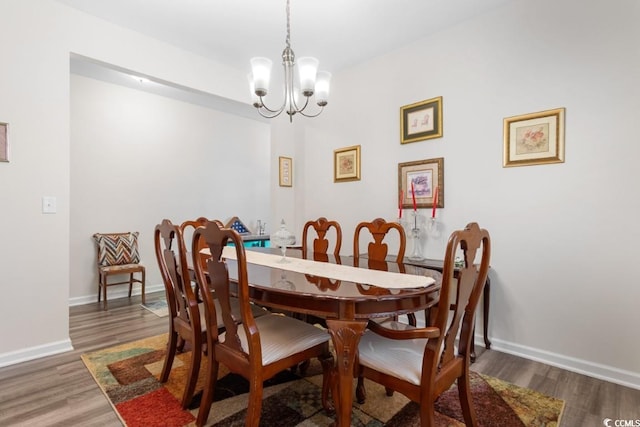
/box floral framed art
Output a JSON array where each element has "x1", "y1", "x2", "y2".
[
  {"x1": 279, "y1": 156, "x2": 293, "y2": 187},
  {"x1": 503, "y1": 107, "x2": 565, "y2": 167},
  {"x1": 398, "y1": 157, "x2": 444, "y2": 209},
  {"x1": 400, "y1": 96, "x2": 443, "y2": 144},
  {"x1": 0, "y1": 122, "x2": 8, "y2": 162},
  {"x1": 334, "y1": 145, "x2": 361, "y2": 182}
]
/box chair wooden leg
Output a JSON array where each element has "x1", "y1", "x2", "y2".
[
  {"x1": 458, "y1": 370, "x2": 478, "y2": 427},
  {"x1": 419, "y1": 397, "x2": 436, "y2": 427},
  {"x1": 180, "y1": 338, "x2": 201, "y2": 409},
  {"x1": 128, "y1": 273, "x2": 133, "y2": 298},
  {"x1": 356, "y1": 375, "x2": 366, "y2": 404},
  {"x1": 102, "y1": 277, "x2": 108, "y2": 310},
  {"x1": 160, "y1": 331, "x2": 178, "y2": 383},
  {"x1": 196, "y1": 352, "x2": 219, "y2": 427},
  {"x1": 246, "y1": 378, "x2": 264, "y2": 427},
  {"x1": 319, "y1": 351, "x2": 335, "y2": 413},
  {"x1": 97, "y1": 275, "x2": 102, "y2": 303},
  {"x1": 140, "y1": 269, "x2": 146, "y2": 304}
]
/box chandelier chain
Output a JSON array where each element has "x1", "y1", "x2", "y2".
[{"x1": 285, "y1": 0, "x2": 291, "y2": 50}]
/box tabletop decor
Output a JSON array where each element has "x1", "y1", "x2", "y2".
[
  {"x1": 270, "y1": 219, "x2": 296, "y2": 262},
  {"x1": 400, "y1": 96, "x2": 443, "y2": 144},
  {"x1": 334, "y1": 144, "x2": 361, "y2": 182},
  {"x1": 0, "y1": 122, "x2": 8, "y2": 162},
  {"x1": 503, "y1": 107, "x2": 565, "y2": 167},
  {"x1": 398, "y1": 157, "x2": 444, "y2": 210},
  {"x1": 278, "y1": 156, "x2": 293, "y2": 187}
]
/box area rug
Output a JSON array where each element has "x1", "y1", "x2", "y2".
[
  {"x1": 141, "y1": 299, "x2": 169, "y2": 317},
  {"x1": 81, "y1": 334, "x2": 564, "y2": 427}
]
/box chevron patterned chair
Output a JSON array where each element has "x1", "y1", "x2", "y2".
[{"x1": 92, "y1": 231, "x2": 146, "y2": 310}]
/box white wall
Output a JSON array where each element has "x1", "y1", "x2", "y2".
[
  {"x1": 291, "y1": 0, "x2": 640, "y2": 389},
  {"x1": 0, "y1": 0, "x2": 259, "y2": 366},
  {"x1": 3, "y1": 0, "x2": 639, "y2": 392},
  {"x1": 69, "y1": 75, "x2": 270, "y2": 302}
]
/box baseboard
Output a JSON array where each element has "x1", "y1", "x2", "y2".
[
  {"x1": 0, "y1": 339, "x2": 73, "y2": 369},
  {"x1": 483, "y1": 335, "x2": 640, "y2": 391},
  {"x1": 68, "y1": 283, "x2": 164, "y2": 306}
]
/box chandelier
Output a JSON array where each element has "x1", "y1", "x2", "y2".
[{"x1": 248, "y1": 0, "x2": 331, "y2": 122}]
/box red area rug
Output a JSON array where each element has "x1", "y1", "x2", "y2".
[{"x1": 81, "y1": 334, "x2": 564, "y2": 426}]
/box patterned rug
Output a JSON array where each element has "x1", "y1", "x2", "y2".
[
  {"x1": 141, "y1": 300, "x2": 169, "y2": 317},
  {"x1": 81, "y1": 334, "x2": 564, "y2": 427}
]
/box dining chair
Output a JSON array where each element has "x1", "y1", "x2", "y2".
[
  {"x1": 353, "y1": 217, "x2": 406, "y2": 265},
  {"x1": 352, "y1": 217, "x2": 415, "y2": 327},
  {"x1": 354, "y1": 222, "x2": 491, "y2": 427},
  {"x1": 301, "y1": 217, "x2": 342, "y2": 259},
  {"x1": 192, "y1": 221, "x2": 335, "y2": 427},
  {"x1": 92, "y1": 231, "x2": 146, "y2": 310},
  {"x1": 154, "y1": 219, "x2": 207, "y2": 409},
  {"x1": 155, "y1": 219, "x2": 268, "y2": 409}
]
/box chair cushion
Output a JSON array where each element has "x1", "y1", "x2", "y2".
[
  {"x1": 99, "y1": 263, "x2": 144, "y2": 274},
  {"x1": 358, "y1": 322, "x2": 427, "y2": 386},
  {"x1": 94, "y1": 232, "x2": 141, "y2": 266},
  {"x1": 220, "y1": 314, "x2": 329, "y2": 366}
]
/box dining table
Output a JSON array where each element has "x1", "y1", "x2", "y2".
[{"x1": 216, "y1": 246, "x2": 441, "y2": 426}]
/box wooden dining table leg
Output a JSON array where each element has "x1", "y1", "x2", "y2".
[{"x1": 326, "y1": 318, "x2": 368, "y2": 427}]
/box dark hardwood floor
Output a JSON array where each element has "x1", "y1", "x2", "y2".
[{"x1": 0, "y1": 291, "x2": 638, "y2": 426}]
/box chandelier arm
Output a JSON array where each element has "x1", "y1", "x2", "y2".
[
  {"x1": 256, "y1": 107, "x2": 285, "y2": 119},
  {"x1": 256, "y1": 95, "x2": 286, "y2": 114},
  {"x1": 297, "y1": 105, "x2": 325, "y2": 118},
  {"x1": 291, "y1": 94, "x2": 311, "y2": 114}
]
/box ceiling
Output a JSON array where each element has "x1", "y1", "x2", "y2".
[{"x1": 61, "y1": 0, "x2": 515, "y2": 117}]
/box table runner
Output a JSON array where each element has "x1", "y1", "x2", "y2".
[{"x1": 219, "y1": 246, "x2": 434, "y2": 290}]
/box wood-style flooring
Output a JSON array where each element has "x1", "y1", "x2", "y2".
[{"x1": 0, "y1": 291, "x2": 638, "y2": 426}]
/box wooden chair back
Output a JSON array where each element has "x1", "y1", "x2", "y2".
[
  {"x1": 153, "y1": 219, "x2": 203, "y2": 408},
  {"x1": 301, "y1": 217, "x2": 342, "y2": 259},
  {"x1": 192, "y1": 221, "x2": 257, "y2": 355},
  {"x1": 353, "y1": 218, "x2": 406, "y2": 265}
]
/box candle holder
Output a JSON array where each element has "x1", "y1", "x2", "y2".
[
  {"x1": 407, "y1": 211, "x2": 424, "y2": 261},
  {"x1": 426, "y1": 217, "x2": 441, "y2": 239}
]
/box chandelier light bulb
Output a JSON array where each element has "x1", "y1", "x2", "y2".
[
  {"x1": 250, "y1": 57, "x2": 272, "y2": 96},
  {"x1": 314, "y1": 71, "x2": 331, "y2": 106},
  {"x1": 297, "y1": 57, "x2": 319, "y2": 96}
]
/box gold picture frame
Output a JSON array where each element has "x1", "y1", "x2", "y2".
[
  {"x1": 0, "y1": 122, "x2": 8, "y2": 162},
  {"x1": 279, "y1": 156, "x2": 293, "y2": 187},
  {"x1": 400, "y1": 96, "x2": 443, "y2": 144},
  {"x1": 334, "y1": 145, "x2": 361, "y2": 182},
  {"x1": 398, "y1": 158, "x2": 444, "y2": 209},
  {"x1": 503, "y1": 107, "x2": 565, "y2": 167}
]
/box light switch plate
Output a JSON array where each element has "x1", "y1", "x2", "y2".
[{"x1": 42, "y1": 196, "x2": 57, "y2": 214}]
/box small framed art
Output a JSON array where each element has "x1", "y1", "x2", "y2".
[
  {"x1": 0, "y1": 122, "x2": 8, "y2": 162},
  {"x1": 334, "y1": 145, "x2": 361, "y2": 182},
  {"x1": 279, "y1": 156, "x2": 293, "y2": 187},
  {"x1": 400, "y1": 96, "x2": 443, "y2": 144},
  {"x1": 503, "y1": 107, "x2": 565, "y2": 167},
  {"x1": 398, "y1": 157, "x2": 444, "y2": 209}
]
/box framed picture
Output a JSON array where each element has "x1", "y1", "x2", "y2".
[
  {"x1": 279, "y1": 156, "x2": 293, "y2": 187},
  {"x1": 503, "y1": 107, "x2": 565, "y2": 167},
  {"x1": 0, "y1": 122, "x2": 8, "y2": 162},
  {"x1": 334, "y1": 145, "x2": 361, "y2": 182},
  {"x1": 398, "y1": 157, "x2": 444, "y2": 209},
  {"x1": 400, "y1": 96, "x2": 443, "y2": 144}
]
